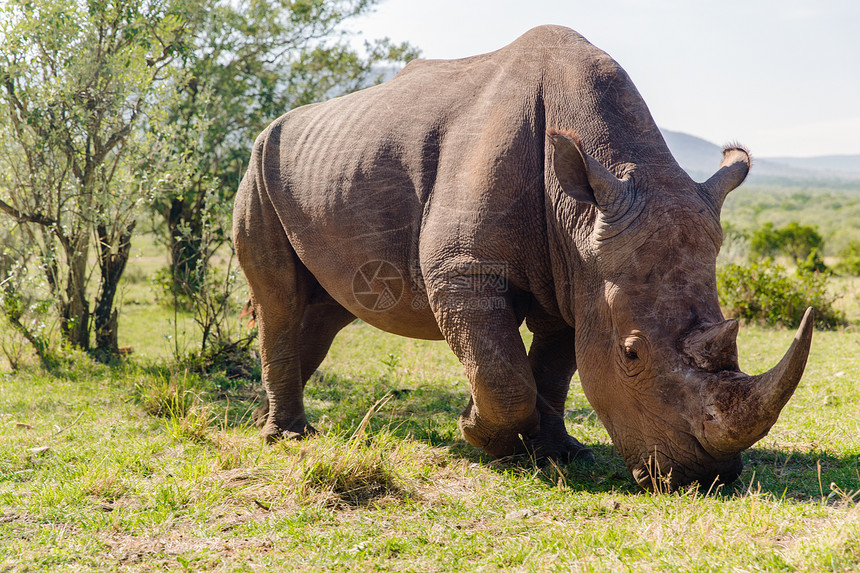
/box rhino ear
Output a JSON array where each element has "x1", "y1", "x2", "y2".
[
  {"x1": 702, "y1": 146, "x2": 751, "y2": 210},
  {"x1": 547, "y1": 129, "x2": 627, "y2": 209}
]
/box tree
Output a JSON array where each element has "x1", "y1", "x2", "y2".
[
  {"x1": 778, "y1": 222, "x2": 824, "y2": 263},
  {"x1": 749, "y1": 222, "x2": 782, "y2": 260},
  {"x1": 835, "y1": 240, "x2": 860, "y2": 276},
  {"x1": 749, "y1": 222, "x2": 824, "y2": 265},
  {"x1": 0, "y1": 221, "x2": 54, "y2": 369},
  {"x1": 0, "y1": 0, "x2": 197, "y2": 358},
  {"x1": 152, "y1": 0, "x2": 418, "y2": 298}
]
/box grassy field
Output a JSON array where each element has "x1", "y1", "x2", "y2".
[
  {"x1": 1, "y1": 232, "x2": 860, "y2": 570},
  {"x1": 721, "y1": 183, "x2": 860, "y2": 255},
  {"x1": 1, "y1": 292, "x2": 859, "y2": 569}
]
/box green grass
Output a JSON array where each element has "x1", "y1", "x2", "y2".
[
  {"x1": 1, "y1": 317, "x2": 859, "y2": 570},
  {"x1": 0, "y1": 232, "x2": 859, "y2": 570}
]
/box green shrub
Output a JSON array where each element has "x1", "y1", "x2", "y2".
[
  {"x1": 719, "y1": 221, "x2": 751, "y2": 262},
  {"x1": 181, "y1": 337, "x2": 260, "y2": 382},
  {"x1": 749, "y1": 222, "x2": 824, "y2": 264},
  {"x1": 150, "y1": 267, "x2": 193, "y2": 310},
  {"x1": 797, "y1": 247, "x2": 828, "y2": 274},
  {"x1": 717, "y1": 260, "x2": 844, "y2": 329},
  {"x1": 834, "y1": 240, "x2": 860, "y2": 276}
]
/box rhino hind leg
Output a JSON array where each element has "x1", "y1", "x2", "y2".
[
  {"x1": 252, "y1": 295, "x2": 355, "y2": 430},
  {"x1": 234, "y1": 168, "x2": 319, "y2": 442},
  {"x1": 245, "y1": 259, "x2": 313, "y2": 442}
]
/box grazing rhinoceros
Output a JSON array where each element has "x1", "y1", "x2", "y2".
[{"x1": 233, "y1": 25, "x2": 813, "y2": 489}]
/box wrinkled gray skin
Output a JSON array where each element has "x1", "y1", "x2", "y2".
[{"x1": 234, "y1": 26, "x2": 814, "y2": 490}]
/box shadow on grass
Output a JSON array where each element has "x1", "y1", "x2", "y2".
[
  {"x1": 199, "y1": 368, "x2": 860, "y2": 502},
  {"x1": 735, "y1": 447, "x2": 860, "y2": 503},
  {"x1": 480, "y1": 445, "x2": 860, "y2": 501}
]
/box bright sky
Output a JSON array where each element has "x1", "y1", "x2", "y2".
[{"x1": 347, "y1": 0, "x2": 860, "y2": 158}]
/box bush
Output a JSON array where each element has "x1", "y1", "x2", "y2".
[
  {"x1": 150, "y1": 266, "x2": 193, "y2": 311},
  {"x1": 834, "y1": 241, "x2": 860, "y2": 276},
  {"x1": 181, "y1": 337, "x2": 260, "y2": 383},
  {"x1": 717, "y1": 260, "x2": 844, "y2": 329},
  {"x1": 749, "y1": 222, "x2": 825, "y2": 264},
  {"x1": 797, "y1": 247, "x2": 828, "y2": 274},
  {"x1": 719, "y1": 222, "x2": 750, "y2": 262}
]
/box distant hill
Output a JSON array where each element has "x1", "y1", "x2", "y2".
[
  {"x1": 764, "y1": 155, "x2": 860, "y2": 176},
  {"x1": 658, "y1": 130, "x2": 725, "y2": 179},
  {"x1": 660, "y1": 129, "x2": 860, "y2": 184}
]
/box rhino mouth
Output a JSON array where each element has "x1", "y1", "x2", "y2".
[
  {"x1": 629, "y1": 457, "x2": 743, "y2": 491},
  {"x1": 625, "y1": 436, "x2": 744, "y2": 491}
]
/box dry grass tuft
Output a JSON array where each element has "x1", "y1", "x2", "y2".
[
  {"x1": 301, "y1": 456, "x2": 401, "y2": 506},
  {"x1": 134, "y1": 372, "x2": 199, "y2": 418},
  {"x1": 297, "y1": 395, "x2": 410, "y2": 507}
]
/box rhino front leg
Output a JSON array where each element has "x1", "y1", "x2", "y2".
[
  {"x1": 432, "y1": 286, "x2": 540, "y2": 457},
  {"x1": 527, "y1": 324, "x2": 593, "y2": 462}
]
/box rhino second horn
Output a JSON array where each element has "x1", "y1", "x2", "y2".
[
  {"x1": 683, "y1": 319, "x2": 740, "y2": 372},
  {"x1": 699, "y1": 307, "x2": 814, "y2": 459}
]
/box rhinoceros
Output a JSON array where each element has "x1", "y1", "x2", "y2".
[{"x1": 233, "y1": 25, "x2": 814, "y2": 489}]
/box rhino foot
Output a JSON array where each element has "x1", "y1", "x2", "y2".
[
  {"x1": 459, "y1": 402, "x2": 542, "y2": 458},
  {"x1": 519, "y1": 412, "x2": 594, "y2": 463},
  {"x1": 470, "y1": 427, "x2": 593, "y2": 464},
  {"x1": 528, "y1": 433, "x2": 594, "y2": 464},
  {"x1": 254, "y1": 397, "x2": 318, "y2": 442},
  {"x1": 261, "y1": 421, "x2": 318, "y2": 444}
]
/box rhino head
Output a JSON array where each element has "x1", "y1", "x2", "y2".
[{"x1": 548, "y1": 130, "x2": 814, "y2": 490}]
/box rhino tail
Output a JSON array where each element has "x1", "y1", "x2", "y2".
[{"x1": 240, "y1": 299, "x2": 256, "y2": 329}]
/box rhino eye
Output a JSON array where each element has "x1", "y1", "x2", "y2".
[
  {"x1": 621, "y1": 333, "x2": 649, "y2": 374},
  {"x1": 623, "y1": 335, "x2": 644, "y2": 360}
]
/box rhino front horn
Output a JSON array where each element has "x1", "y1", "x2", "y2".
[{"x1": 699, "y1": 307, "x2": 814, "y2": 459}]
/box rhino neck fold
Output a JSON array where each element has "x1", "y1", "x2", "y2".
[{"x1": 543, "y1": 191, "x2": 594, "y2": 328}]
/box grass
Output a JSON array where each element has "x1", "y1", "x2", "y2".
[
  {"x1": 1, "y1": 316, "x2": 859, "y2": 570},
  {"x1": 0, "y1": 231, "x2": 859, "y2": 570}
]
